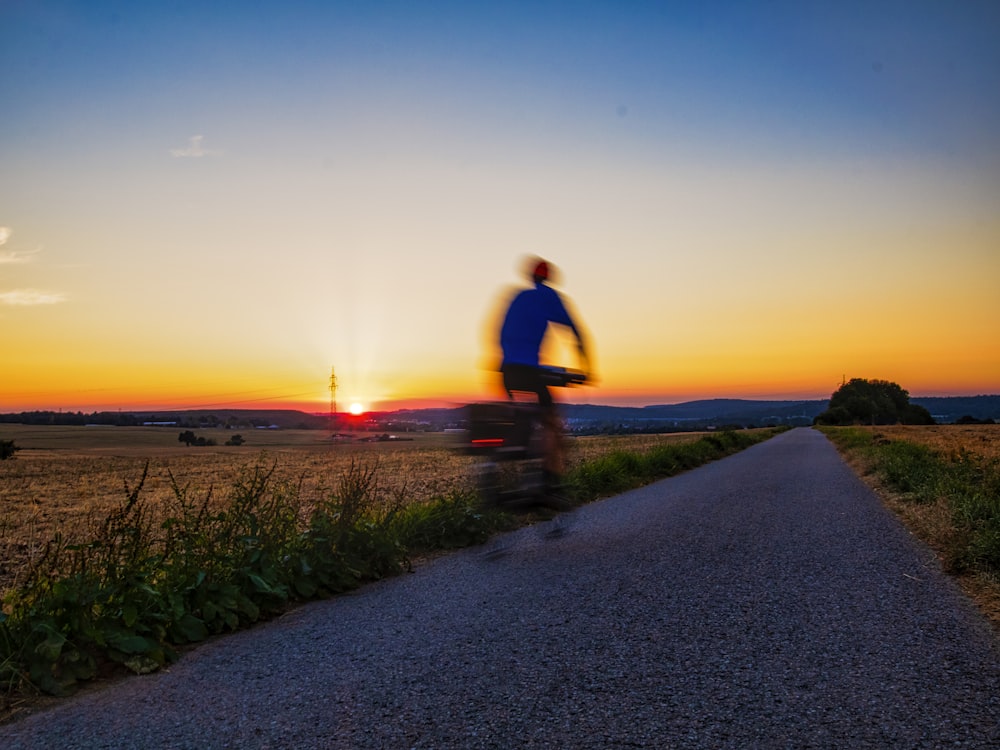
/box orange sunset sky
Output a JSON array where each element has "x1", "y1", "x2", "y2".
[{"x1": 2, "y1": 2, "x2": 999, "y2": 414}]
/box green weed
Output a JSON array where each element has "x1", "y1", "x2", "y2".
[
  {"x1": 391, "y1": 491, "x2": 506, "y2": 553},
  {"x1": 567, "y1": 429, "x2": 771, "y2": 502}
]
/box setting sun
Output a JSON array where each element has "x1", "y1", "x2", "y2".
[{"x1": 349, "y1": 402, "x2": 365, "y2": 416}]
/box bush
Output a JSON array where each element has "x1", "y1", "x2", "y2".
[
  {"x1": 814, "y1": 406, "x2": 853, "y2": 426},
  {"x1": 0, "y1": 439, "x2": 20, "y2": 460},
  {"x1": 902, "y1": 404, "x2": 935, "y2": 425},
  {"x1": 956, "y1": 415, "x2": 996, "y2": 425},
  {"x1": 178, "y1": 431, "x2": 216, "y2": 447}
]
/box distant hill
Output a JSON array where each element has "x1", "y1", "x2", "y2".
[
  {"x1": 909, "y1": 395, "x2": 1000, "y2": 423},
  {"x1": 560, "y1": 396, "x2": 1000, "y2": 427},
  {"x1": 559, "y1": 399, "x2": 829, "y2": 428},
  {"x1": 641, "y1": 399, "x2": 828, "y2": 422},
  {"x1": 386, "y1": 399, "x2": 830, "y2": 429}
]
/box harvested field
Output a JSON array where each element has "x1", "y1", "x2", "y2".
[{"x1": 864, "y1": 424, "x2": 1000, "y2": 461}]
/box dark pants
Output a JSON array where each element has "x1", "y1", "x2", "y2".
[
  {"x1": 501, "y1": 364, "x2": 553, "y2": 409},
  {"x1": 501, "y1": 364, "x2": 564, "y2": 477}
]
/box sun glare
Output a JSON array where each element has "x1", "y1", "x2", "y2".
[{"x1": 349, "y1": 402, "x2": 364, "y2": 416}]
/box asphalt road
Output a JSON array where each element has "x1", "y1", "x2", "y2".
[{"x1": 4, "y1": 427, "x2": 999, "y2": 749}]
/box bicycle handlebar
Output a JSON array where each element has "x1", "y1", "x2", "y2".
[{"x1": 537, "y1": 365, "x2": 588, "y2": 387}]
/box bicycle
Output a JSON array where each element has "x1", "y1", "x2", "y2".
[{"x1": 460, "y1": 366, "x2": 587, "y2": 514}]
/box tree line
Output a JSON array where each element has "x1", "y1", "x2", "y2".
[{"x1": 0, "y1": 412, "x2": 276, "y2": 429}]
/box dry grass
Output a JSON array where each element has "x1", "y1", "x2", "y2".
[
  {"x1": 0, "y1": 426, "x2": 703, "y2": 595},
  {"x1": 861, "y1": 424, "x2": 1000, "y2": 460}
]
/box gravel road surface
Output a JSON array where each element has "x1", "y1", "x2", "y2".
[{"x1": 3, "y1": 427, "x2": 999, "y2": 749}]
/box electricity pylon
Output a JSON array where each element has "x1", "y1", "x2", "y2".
[{"x1": 329, "y1": 367, "x2": 338, "y2": 433}]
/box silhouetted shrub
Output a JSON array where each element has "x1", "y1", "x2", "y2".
[
  {"x1": 902, "y1": 404, "x2": 935, "y2": 425},
  {"x1": 956, "y1": 415, "x2": 996, "y2": 425},
  {"x1": 0, "y1": 439, "x2": 20, "y2": 460}
]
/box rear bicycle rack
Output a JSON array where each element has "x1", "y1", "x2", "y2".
[
  {"x1": 461, "y1": 402, "x2": 541, "y2": 460},
  {"x1": 459, "y1": 401, "x2": 547, "y2": 509}
]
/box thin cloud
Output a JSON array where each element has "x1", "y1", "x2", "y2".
[
  {"x1": 0, "y1": 227, "x2": 42, "y2": 264},
  {"x1": 0, "y1": 248, "x2": 41, "y2": 264},
  {"x1": 0, "y1": 289, "x2": 67, "y2": 306},
  {"x1": 170, "y1": 135, "x2": 219, "y2": 158}
]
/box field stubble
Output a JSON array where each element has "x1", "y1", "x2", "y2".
[{"x1": 865, "y1": 424, "x2": 1000, "y2": 461}]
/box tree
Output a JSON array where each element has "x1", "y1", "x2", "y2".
[
  {"x1": 814, "y1": 378, "x2": 935, "y2": 426},
  {"x1": 178, "y1": 430, "x2": 197, "y2": 446}
]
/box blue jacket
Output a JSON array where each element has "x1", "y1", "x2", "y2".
[{"x1": 500, "y1": 281, "x2": 579, "y2": 367}]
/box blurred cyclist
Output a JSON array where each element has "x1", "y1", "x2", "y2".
[{"x1": 499, "y1": 257, "x2": 591, "y2": 495}]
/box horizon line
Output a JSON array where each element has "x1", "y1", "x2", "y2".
[{"x1": 3, "y1": 391, "x2": 999, "y2": 416}]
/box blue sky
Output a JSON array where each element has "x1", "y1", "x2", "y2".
[{"x1": 2, "y1": 1, "x2": 998, "y2": 411}]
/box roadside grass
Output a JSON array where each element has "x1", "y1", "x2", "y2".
[
  {"x1": 819, "y1": 426, "x2": 1000, "y2": 627},
  {"x1": 0, "y1": 427, "x2": 784, "y2": 706},
  {"x1": 566, "y1": 429, "x2": 770, "y2": 501}
]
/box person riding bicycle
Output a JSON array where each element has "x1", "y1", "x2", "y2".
[{"x1": 499, "y1": 257, "x2": 591, "y2": 495}]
